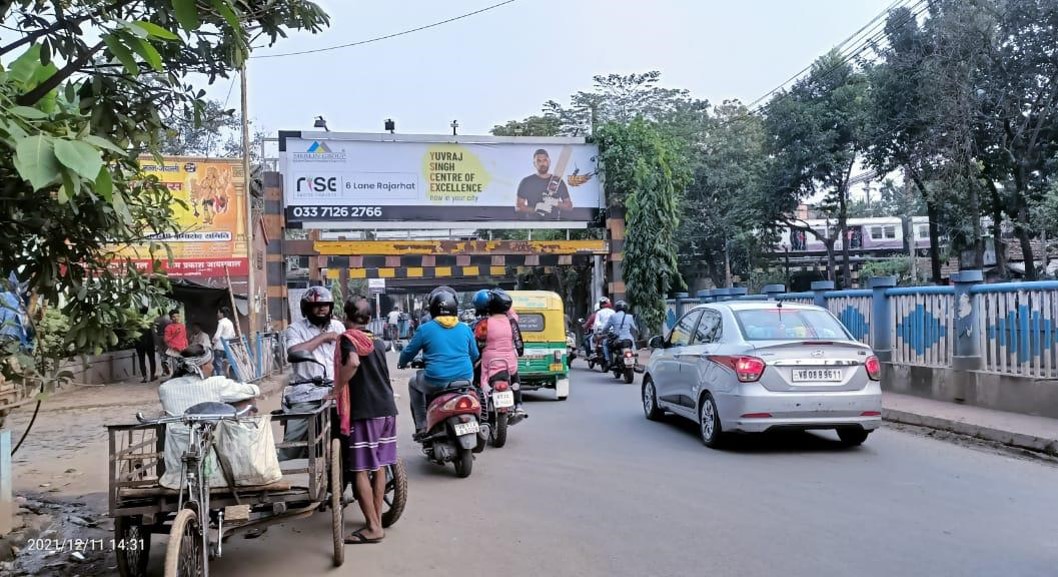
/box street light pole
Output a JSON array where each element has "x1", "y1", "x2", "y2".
[{"x1": 240, "y1": 65, "x2": 257, "y2": 336}]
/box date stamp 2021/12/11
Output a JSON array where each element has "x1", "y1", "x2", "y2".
[{"x1": 26, "y1": 538, "x2": 146, "y2": 554}]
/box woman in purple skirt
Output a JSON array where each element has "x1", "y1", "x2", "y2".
[{"x1": 334, "y1": 297, "x2": 399, "y2": 544}]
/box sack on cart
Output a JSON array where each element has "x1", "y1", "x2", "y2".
[{"x1": 160, "y1": 416, "x2": 282, "y2": 489}]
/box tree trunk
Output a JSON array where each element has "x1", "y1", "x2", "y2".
[
  {"x1": 723, "y1": 241, "x2": 732, "y2": 288},
  {"x1": 824, "y1": 239, "x2": 837, "y2": 283},
  {"x1": 907, "y1": 171, "x2": 943, "y2": 284},
  {"x1": 986, "y1": 178, "x2": 1008, "y2": 279},
  {"x1": 839, "y1": 188, "x2": 852, "y2": 288},
  {"x1": 1016, "y1": 206, "x2": 1037, "y2": 280},
  {"x1": 970, "y1": 180, "x2": 984, "y2": 270}
]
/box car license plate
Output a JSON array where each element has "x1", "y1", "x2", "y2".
[
  {"x1": 493, "y1": 391, "x2": 515, "y2": 408},
  {"x1": 791, "y1": 368, "x2": 843, "y2": 382},
  {"x1": 453, "y1": 421, "x2": 479, "y2": 436}
]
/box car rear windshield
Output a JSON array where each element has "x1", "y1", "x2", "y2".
[
  {"x1": 734, "y1": 308, "x2": 851, "y2": 341},
  {"x1": 517, "y1": 313, "x2": 545, "y2": 332}
]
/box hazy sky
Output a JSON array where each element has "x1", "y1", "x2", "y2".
[{"x1": 232, "y1": 0, "x2": 894, "y2": 138}]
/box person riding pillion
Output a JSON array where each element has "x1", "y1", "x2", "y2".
[
  {"x1": 593, "y1": 297, "x2": 616, "y2": 363},
  {"x1": 397, "y1": 286, "x2": 479, "y2": 439},
  {"x1": 472, "y1": 288, "x2": 527, "y2": 416},
  {"x1": 601, "y1": 300, "x2": 638, "y2": 363},
  {"x1": 281, "y1": 286, "x2": 345, "y2": 460}
]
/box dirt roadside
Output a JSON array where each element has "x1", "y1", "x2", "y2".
[{"x1": 1, "y1": 374, "x2": 288, "y2": 576}]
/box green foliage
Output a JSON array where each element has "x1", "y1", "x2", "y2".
[
  {"x1": 859, "y1": 257, "x2": 926, "y2": 286},
  {"x1": 597, "y1": 119, "x2": 692, "y2": 335},
  {"x1": 0, "y1": 1, "x2": 329, "y2": 389}
]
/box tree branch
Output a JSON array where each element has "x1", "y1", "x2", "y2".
[
  {"x1": 0, "y1": 0, "x2": 133, "y2": 57},
  {"x1": 15, "y1": 40, "x2": 105, "y2": 106}
]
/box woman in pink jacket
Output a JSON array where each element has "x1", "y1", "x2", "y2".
[{"x1": 473, "y1": 289, "x2": 526, "y2": 415}]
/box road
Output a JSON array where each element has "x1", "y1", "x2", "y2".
[{"x1": 142, "y1": 356, "x2": 1058, "y2": 577}]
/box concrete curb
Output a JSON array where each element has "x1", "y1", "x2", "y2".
[{"x1": 882, "y1": 408, "x2": 1058, "y2": 456}]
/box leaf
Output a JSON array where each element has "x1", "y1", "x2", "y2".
[
  {"x1": 83, "y1": 135, "x2": 128, "y2": 155},
  {"x1": 130, "y1": 37, "x2": 163, "y2": 72},
  {"x1": 60, "y1": 168, "x2": 81, "y2": 204},
  {"x1": 10, "y1": 106, "x2": 47, "y2": 119},
  {"x1": 95, "y1": 166, "x2": 114, "y2": 203},
  {"x1": 54, "y1": 139, "x2": 103, "y2": 181},
  {"x1": 102, "y1": 34, "x2": 138, "y2": 75},
  {"x1": 14, "y1": 135, "x2": 61, "y2": 191},
  {"x1": 211, "y1": 0, "x2": 241, "y2": 31},
  {"x1": 134, "y1": 21, "x2": 180, "y2": 41},
  {"x1": 8, "y1": 45, "x2": 41, "y2": 86},
  {"x1": 172, "y1": 0, "x2": 200, "y2": 31}
]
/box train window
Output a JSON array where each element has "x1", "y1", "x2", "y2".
[
  {"x1": 884, "y1": 225, "x2": 896, "y2": 239},
  {"x1": 918, "y1": 225, "x2": 930, "y2": 239},
  {"x1": 871, "y1": 225, "x2": 897, "y2": 240}
]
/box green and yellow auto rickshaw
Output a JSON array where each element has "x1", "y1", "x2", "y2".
[{"x1": 510, "y1": 290, "x2": 570, "y2": 401}]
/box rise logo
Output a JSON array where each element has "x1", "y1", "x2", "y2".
[{"x1": 296, "y1": 176, "x2": 338, "y2": 192}]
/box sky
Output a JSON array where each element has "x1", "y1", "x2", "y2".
[{"x1": 231, "y1": 0, "x2": 896, "y2": 141}]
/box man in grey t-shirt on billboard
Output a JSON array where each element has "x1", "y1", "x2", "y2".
[{"x1": 516, "y1": 148, "x2": 573, "y2": 218}]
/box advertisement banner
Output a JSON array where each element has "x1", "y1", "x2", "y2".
[
  {"x1": 113, "y1": 157, "x2": 249, "y2": 279},
  {"x1": 280, "y1": 134, "x2": 604, "y2": 224}
]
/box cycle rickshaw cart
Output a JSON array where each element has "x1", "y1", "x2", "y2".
[{"x1": 106, "y1": 396, "x2": 347, "y2": 576}]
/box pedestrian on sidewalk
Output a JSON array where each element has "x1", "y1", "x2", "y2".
[
  {"x1": 334, "y1": 296, "x2": 398, "y2": 545},
  {"x1": 213, "y1": 307, "x2": 236, "y2": 377},
  {"x1": 163, "y1": 310, "x2": 188, "y2": 374},
  {"x1": 136, "y1": 306, "x2": 157, "y2": 383},
  {"x1": 154, "y1": 311, "x2": 171, "y2": 377}
]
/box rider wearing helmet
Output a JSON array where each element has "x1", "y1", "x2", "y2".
[
  {"x1": 473, "y1": 288, "x2": 526, "y2": 415},
  {"x1": 601, "y1": 300, "x2": 638, "y2": 367},
  {"x1": 281, "y1": 286, "x2": 345, "y2": 459},
  {"x1": 592, "y1": 297, "x2": 616, "y2": 364},
  {"x1": 398, "y1": 286, "x2": 480, "y2": 438}
]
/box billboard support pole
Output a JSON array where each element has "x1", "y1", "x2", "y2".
[{"x1": 240, "y1": 65, "x2": 256, "y2": 335}]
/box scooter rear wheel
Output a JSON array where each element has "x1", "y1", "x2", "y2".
[
  {"x1": 454, "y1": 447, "x2": 474, "y2": 478},
  {"x1": 490, "y1": 413, "x2": 509, "y2": 448}
]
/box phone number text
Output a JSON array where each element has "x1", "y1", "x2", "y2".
[{"x1": 289, "y1": 206, "x2": 383, "y2": 219}]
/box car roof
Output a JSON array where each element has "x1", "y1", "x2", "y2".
[{"x1": 692, "y1": 301, "x2": 824, "y2": 312}]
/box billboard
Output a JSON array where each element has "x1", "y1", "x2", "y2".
[
  {"x1": 113, "y1": 157, "x2": 249, "y2": 278},
  {"x1": 280, "y1": 133, "x2": 604, "y2": 226}
]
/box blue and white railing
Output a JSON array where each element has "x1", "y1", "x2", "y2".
[{"x1": 664, "y1": 272, "x2": 1058, "y2": 379}]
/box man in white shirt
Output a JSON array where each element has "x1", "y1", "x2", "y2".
[
  {"x1": 386, "y1": 306, "x2": 402, "y2": 340},
  {"x1": 281, "y1": 286, "x2": 345, "y2": 459},
  {"x1": 593, "y1": 297, "x2": 616, "y2": 365},
  {"x1": 212, "y1": 307, "x2": 237, "y2": 378},
  {"x1": 158, "y1": 344, "x2": 260, "y2": 488}
]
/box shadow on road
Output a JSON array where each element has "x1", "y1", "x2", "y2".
[{"x1": 661, "y1": 414, "x2": 872, "y2": 455}]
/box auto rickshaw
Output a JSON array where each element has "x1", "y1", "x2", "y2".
[{"x1": 509, "y1": 290, "x2": 570, "y2": 401}]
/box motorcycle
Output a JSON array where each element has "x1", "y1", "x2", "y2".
[
  {"x1": 607, "y1": 338, "x2": 638, "y2": 384},
  {"x1": 410, "y1": 359, "x2": 486, "y2": 478},
  {"x1": 480, "y1": 359, "x2": 526, "y2": 448}
]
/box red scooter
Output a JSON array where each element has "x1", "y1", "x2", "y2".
[{"x1": 412, "y1": 360, "x2": 486, "y2": 478}]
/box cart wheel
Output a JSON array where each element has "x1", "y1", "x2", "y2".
[
  {"x1": 164, "y1": 509, "x2": 204, "y2": 577},
  {"x1": 330, "y1": 438, "x2": 345, "y2": 567},
  {"x1": 115, "y1": 516, "x2": 151, "y2": 577},
  {"x1": 380, "y1": 459, "x2": 408, "y2": 528}
]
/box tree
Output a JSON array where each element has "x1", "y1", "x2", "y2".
[
  {"x1": 490, "y1": 115, "x2": 560, "y2": 137},
  {"x1": 764, "y1": 51, "x2": 869, "y2": 287},
  {"x1": 159, "y1": 98, "x2": 242, "y2": 156},
  {"x1": 679, "y1": 101, "x2": 770, "y2": 288},
  {"x1": 596, "y1": 119, "x2": 692, "y2": 336},
  {"x1": 0, "y1": 1, "x2": 329, "y2": 389}
]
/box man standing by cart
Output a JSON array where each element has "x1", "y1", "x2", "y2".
[
  {"x1": 334, "y1": 296, "x2": 397, "y2": 544},
  {"x1": 281, "y1": 286, "x2": 345, "y2": 460}
]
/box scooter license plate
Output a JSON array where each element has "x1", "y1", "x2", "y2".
[
  {"x1": 453, "y1": 421, "x2": 480, "y2": 436},
  {"x1": 623, "y1": 356, "x2": 635, "y2": 366},
  {"x1": 493, "y1": 391, "x2": 515, "y2": 408}
]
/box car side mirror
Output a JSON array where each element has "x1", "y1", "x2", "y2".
[
  {"x1": 648, "y1": 336, "x2": 665, "y2": 350},
  {"x1": 287, "y1": 349, "x2": 316, "y2": 364}
]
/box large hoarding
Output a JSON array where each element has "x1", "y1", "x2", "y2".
[
  {"x1": 113, "y1": 157, "x2": 249, "y2": 278},
  {"x1": 280, "y1": 132, "x2": 604, "y2": 227}
]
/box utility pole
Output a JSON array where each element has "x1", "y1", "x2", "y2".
[{"x1": 240, "y1": 65, "x2": 257, "y2": 335}]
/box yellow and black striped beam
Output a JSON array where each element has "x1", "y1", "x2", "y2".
[{"x1": 284, "y1": 239, "x2": 607, "y2": 257}]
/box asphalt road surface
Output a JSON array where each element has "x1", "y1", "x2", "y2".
[{"x1": 149, "y1": 355, "x2": 1058, "y2": 577}]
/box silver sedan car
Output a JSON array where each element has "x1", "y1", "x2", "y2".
[{"x1": 642, "y1": 301, "x2": 882, "y2": 448}]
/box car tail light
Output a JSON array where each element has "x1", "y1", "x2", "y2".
[
  {"x1": 741, "y1": 412, "x2": 772, "y2": 418},
  {"x1": 709, "y1": 355, "x2": 766, "y2": 382},
  {"x1": 861, "y1": 411, "x2": 881, "y2": 417},
  {"x1": 864, "y1": 356, "x2": 881, "y2": 381},
  {"x1": 493, "y1": 380, "x2": 509, "y2": 392}
]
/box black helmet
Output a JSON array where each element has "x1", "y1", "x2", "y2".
[
  {"x1": 614, "y1": 300, "x2": 629, "y2": 313},
  {"x1": 428, "y1": 285, "x2": 457, "y2": 303},
  {"x1": 488, "y1": 288, "x2": 513, "y2": 314},
  {"x1": 428, "y1": 288, "x2": 459, "y2": 318},
  {"x1": 300, "y1": 286, "x2": 334, "y2": 324}
]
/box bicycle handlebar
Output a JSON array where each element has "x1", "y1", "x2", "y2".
[{"x1": 136, "y1": 404, "x2": 254, "y2": 426}]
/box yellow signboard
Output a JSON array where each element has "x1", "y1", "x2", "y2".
[{"x1": 116, "y1": 157, "x2": 249, "y2": 278}]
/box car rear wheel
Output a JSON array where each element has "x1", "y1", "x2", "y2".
[
  {"x1": 837, "y1": 428, "x2": 870, "y2": 447},
  {"x1": 642, "y1": 378, "x2": 663, "y2": 421},
  {"x1": 699, "y1": 394, "x2": 725, "y2": 448}
]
